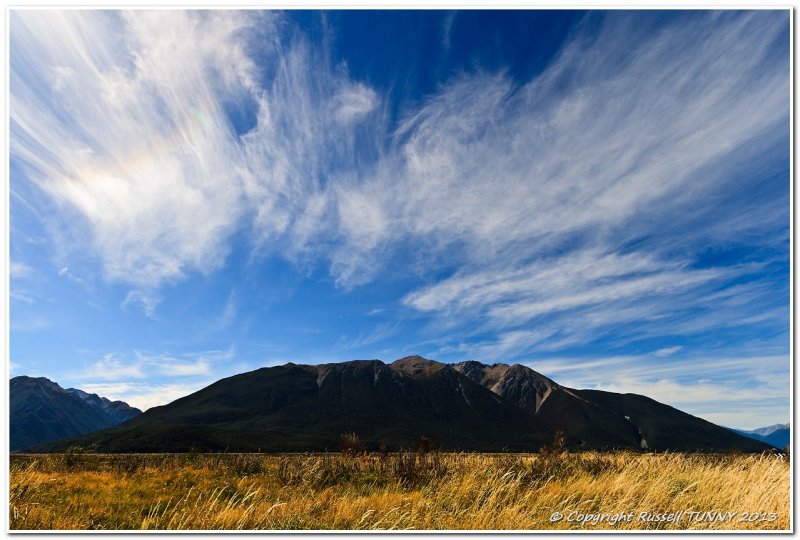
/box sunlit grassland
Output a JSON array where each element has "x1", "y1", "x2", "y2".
[{"x1": 10, "y1": 451, "x2": 789, "y2": 530}]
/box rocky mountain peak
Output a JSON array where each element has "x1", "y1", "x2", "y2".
[{"x1": 390, "y1": 355, "x2": 445, "y2": 377}]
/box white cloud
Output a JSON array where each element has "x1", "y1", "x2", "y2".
[
  {"x1": 238, "y1": 39, "x2": 384, "y2": 273},
  {"x1": 405, "y1": 250, "x2": 704, "y2": 317},
  {"x1": 157, "y1": 360, "x2": 210, "y2": 377},
  {"x1": 9, "y1": 261, "x2": 32, "y2": 279},
  {"x1": 80, "y1": 381, "x2": 210, "y2": 411},
  {"x1": 122, "y1": 290, "x2": 160, "y2": 319},
  {"x1": 192, "y1": 348, "x2": 236, "y2": 363},
  {"x1": 592, "y1": 376, "x2": 783, "y2": 405},
  {"x1": 57, "y1": 266, "x2": 84, "y2": 283},
  {"x1": 10, "y1": 290, "x2": 35, "y2": 304},
  {"x1": 337, "y1": 320, "x2": 401, "y2": 350},
  {"x1": 136, "y1": 348, "x2": 234, "y2": 377},
  {"x1": 74, "y1": 347, "x2": 237, "y2": 408},
  {"x1": 11, "y1": 11, "x2": 262, "y2": 289},
  {"x1": 89, "y1": 353, "x2": 146, "y2": 380},
  {"x1": 654, "y1": 346, "x2": 683, "y2": 357},
  {"x1": 331, "y1": 185, "x2": 389, "y2": 286},
  {"x1": 441, "y1": 11, "x2": 456, "y2": 52},
  {"x1": 332, "y1": 82, "x2": 378, "y2": 124},
  {"x1": 402, "y1": 247, "x2": 773, "y2": 359}
]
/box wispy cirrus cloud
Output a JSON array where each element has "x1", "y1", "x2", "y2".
[
  {"x1": 89, "y1": 353, "x2": 146, "y2": 380},
  {"x1": 654, "y1": 346, "x2": 683, "y2": 357},
  {"x1": 74, "y1": 347, "x2": 234, "y2": 382},
  {"x1": 12, "y1": 11, "x2": 786, "y2": 299},
  {"x1": 405, "y1": 249, "x2": 783, "y2": 360},
  {"x1": 11, "y1": 11, "x2": 265, "y2": 292},
  {"x1": 11, "y1": 10, "x2": 391, "y2": 305},
  {"x1": 374, "y1": 11, "x2": 788, "y2": 358},
  {"x1": 336, "y1": 320, "x2": 402, "y2": 351}
]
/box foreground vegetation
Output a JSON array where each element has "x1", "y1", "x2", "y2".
[{"x1": 10, "y1": 449, "x2": 789, "y2": 530}]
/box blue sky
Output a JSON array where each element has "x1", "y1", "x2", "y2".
[{"x1": 9, "y1": 10, "x2": 789, "y2": 429}]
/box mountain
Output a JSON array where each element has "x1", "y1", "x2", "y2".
[
  {"x1": 30, "y1": 356, "x2": 772, "y2": 453},
  {"x1": 10, "y1": 376, "x2": 141, "y2": 452},
  {"x1": 761, "y1": 427, "x2": 790, "y2": 448},
  {"x1": 730, "y1": 423, "x2": 790, "y2": 449},
  {"x1": 65, "y1": 387, "x2": 141, "y2": 424},
  {"x1": 749, "y1": 423, "x2": 789, "y2": 437}
]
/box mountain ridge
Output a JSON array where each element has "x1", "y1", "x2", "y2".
[
  {"x1": 729, "y1": 423, "x2": 790, "y2": 449},
  {"x1": 10, "y1": 375, "x2": 141, "y2": 452},
  {"x1": 24, "y1": 356, "x2": 773, "y2": 454}
]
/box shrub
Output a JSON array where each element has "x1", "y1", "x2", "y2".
[
  {"x1": 339, "y1": 433, "x2": 363, "y2": 456},
  {"x1": 539, "y1": 429, "x2": 566, "y2": 456},
  {"x1": 63, "y1": 446, "x2": 86, "y2": 470}
]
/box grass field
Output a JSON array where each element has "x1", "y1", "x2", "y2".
[{"x1": 10, "y1": 450, "x2": 790, "y2": 530}]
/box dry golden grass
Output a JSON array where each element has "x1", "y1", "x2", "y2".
[{"x1": 9, "y1": 451, "x2": 790, "y2": 530}]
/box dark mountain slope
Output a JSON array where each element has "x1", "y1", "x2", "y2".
[
  {"x1": 32, "y1": 357, "x2": 772, "y2": 453},
  {"x1": 10, "y1": 376, "x2": 141, "y2": 452},
  {"x1": 574, "y1": 390, "x2": 771, "y2": 452}
]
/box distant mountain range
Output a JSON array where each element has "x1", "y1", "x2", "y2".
[
  {"x1": 10, "y1": 376, "x2": 141, "y2": 452},
  {"x1": 730, "y1": 423, "x2": 790, "y2": 449},
  {"x1": 21, "y1": 356, "x2": 773, "y2": 453}
]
